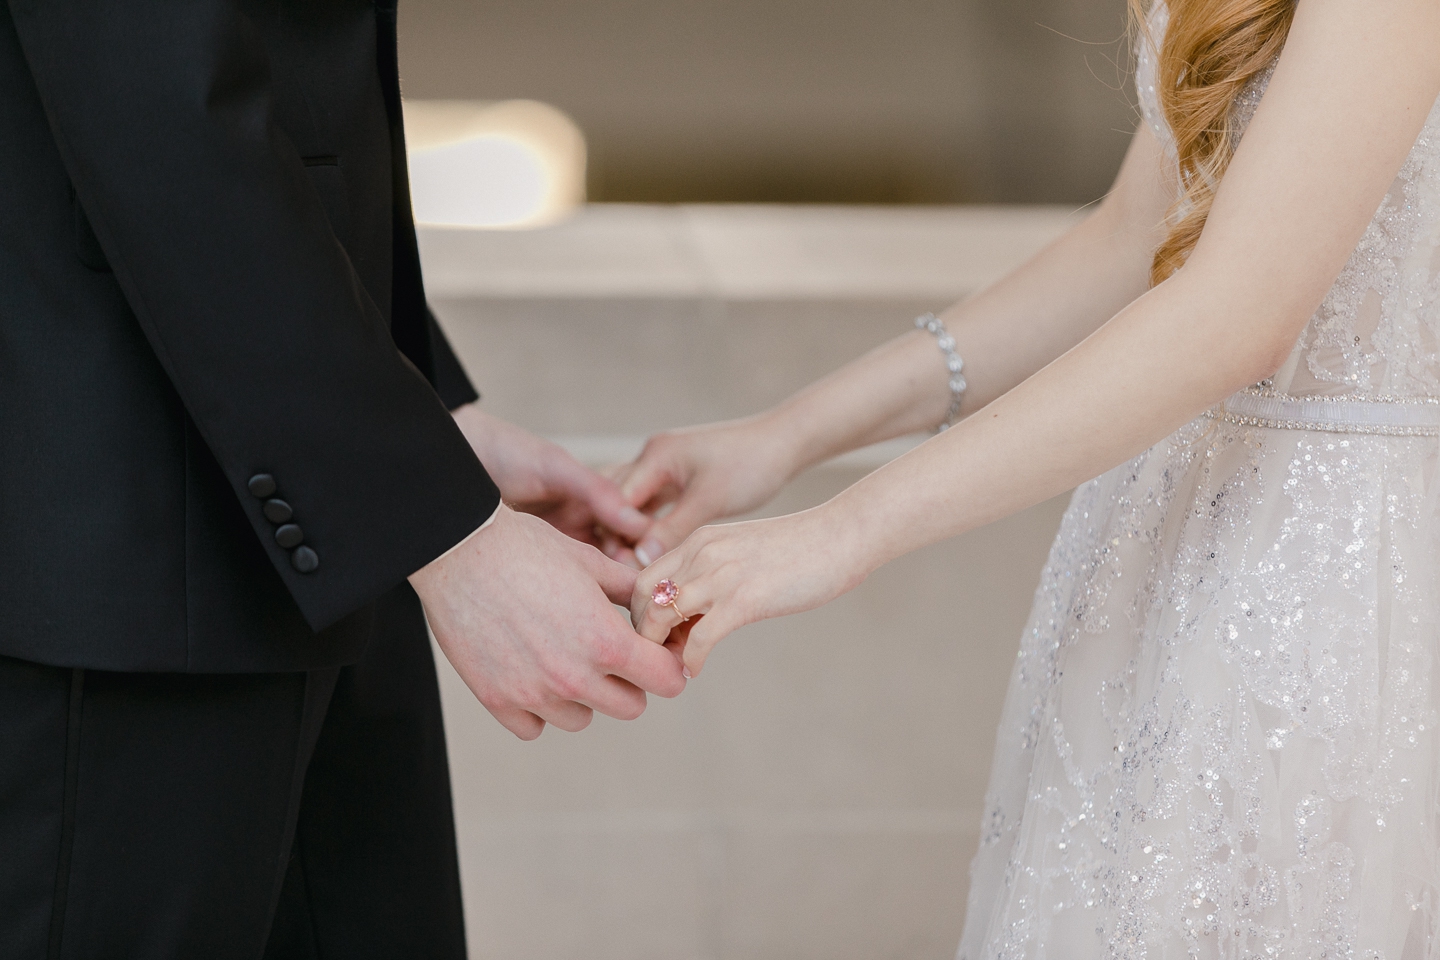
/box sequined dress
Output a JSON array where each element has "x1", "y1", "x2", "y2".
[{"x1": 958, "y1": 7, "x2": 1440, "y2": 958}]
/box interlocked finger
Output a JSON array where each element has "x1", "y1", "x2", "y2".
[
  {"x1": 577, "y1": 675, "x2": 650, "y2": 722},
  {"x1": 484, "y1": 703, "x2": 546, "y2": 741},
  {"x1": 533, "y1": 698, "x2": 595, "y2": 733}
]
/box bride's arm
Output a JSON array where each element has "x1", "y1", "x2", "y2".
[
  {"x1": 766, "y1": 125, "x2": 1174, "y2": 460},
  {"x1": 613, "y1": 126, "x2": 1173, "y2": 564},
  {"x1": 634, "y1": 0, "x2": 1440, "y2": 675}
]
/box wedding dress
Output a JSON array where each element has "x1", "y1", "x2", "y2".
[{"x1": 958, "y1": 6, "x2": 1440, "y2": 958}]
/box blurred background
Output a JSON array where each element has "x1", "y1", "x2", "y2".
[
  {"x1": 399, "y1": 0, "x2": 1135, "y2": 208},
  {"x1": 399, "y1": 1, "x2": 1138, "y2": 957}
]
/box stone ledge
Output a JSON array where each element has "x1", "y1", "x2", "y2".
[
  {"x1": 419, "y1": 203, "x2": 1077, "y2": 302},
  {"x1": 424, "y1": 204, "x2": 1080, "y2": 436}
]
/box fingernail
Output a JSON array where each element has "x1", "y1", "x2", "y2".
[
  {"x1": 682, "y1": 667, "x2": 693, "y2": 680},
  {"x1": 620, "y1": 506, "x2": 648, "y2": 528},
  {"x1": 635, "y1": 539, "x2": 664, "y2": 567}
]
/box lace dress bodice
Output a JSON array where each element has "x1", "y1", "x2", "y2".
[{"x1": 1139, "y1": 1, "x2": 1440, "y2": 402}]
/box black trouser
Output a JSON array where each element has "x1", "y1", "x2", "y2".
[{"x1": 0, "y1": 585, "x2": 467, "y2": 960}]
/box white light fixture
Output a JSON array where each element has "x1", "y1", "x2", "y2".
[{"x1": 404, "y1": 99, "x2": 586, "y2": 229}]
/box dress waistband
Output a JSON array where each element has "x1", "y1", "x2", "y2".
[{"x1": 1215, "y1": 389, "x2": 1440, "y2": 436}]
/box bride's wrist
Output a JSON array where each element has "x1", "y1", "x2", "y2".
[
  {"x1": 756, "y1": 399, "x2": 856, "y2": 481},
  {"x1": 808, "y1": 495, "x2": 882, "y2": 590},
  {"x1": 746, "y1": 407, "x2": 813, "y2": 485}
]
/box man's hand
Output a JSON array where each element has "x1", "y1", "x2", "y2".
[
  {"x1": 410, "y1": 505, "x2": 686, "y2": 739},
  {"x1": 452, "y1": 403, "x2": 650, "y2": 548}
]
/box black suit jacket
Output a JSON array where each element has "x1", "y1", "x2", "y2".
[{"x1": 0, "y1": 0, "x2": 502, "y2": 672}]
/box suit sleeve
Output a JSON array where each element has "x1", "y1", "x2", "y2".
[
  {"x1": 8, "y1": 0, "x2": 501, "y2": 631},
  {"x1": 426, "y1": 307, "x2": 482, "y2": 411}
]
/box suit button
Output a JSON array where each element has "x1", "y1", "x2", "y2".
[
  {"x1": 262, "y1": 499, "x2": 293, "y2": 524},
  {"x1": 291, "y1": 546, "x2": 319, "y2": 574},
  {"x1": 275, "y1": 524, "x2": 305, "y2": 549},
  {"x1": 247, "y1": 474, "x2": 277, "y2": 498}
]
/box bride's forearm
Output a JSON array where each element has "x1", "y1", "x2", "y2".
[
  {"x1": 755, "y1": 129, "x2": 1169, "y2": 481},
  {"x1": 762, "y1": 200, "x2": 1161, "y2": 478}
]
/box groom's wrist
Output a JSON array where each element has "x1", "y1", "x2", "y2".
[{"x1": 409, "y1": 501, "x2": 506, "y2": 589}]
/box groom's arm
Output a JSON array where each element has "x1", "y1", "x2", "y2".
[{"x1": 8, "y1": 0, "x2": 499, "y2": 630}]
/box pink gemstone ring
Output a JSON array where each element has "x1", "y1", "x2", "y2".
[{"x1": 651, "y1": 578, "x2": 689, "y2": 621}]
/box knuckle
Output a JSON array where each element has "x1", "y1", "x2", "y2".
[
  {"x1": 640, "y1": 435, "x2": 674, "y2": 460},
  {"x1": 592, "y1": 637, "x2": 629, "y2": 674},
  {"x1": 550, "y1": 672, "x2": 586, "y2": 702},
  {"x1": 517, "y1": 689, "x2": 548, "y2": 714},
  {"x1": 482, "y1": 681, "x2": 529, "y2": 713},
  {"x1": 516, "y1": 675, "x2": 552, "y2": 708}
]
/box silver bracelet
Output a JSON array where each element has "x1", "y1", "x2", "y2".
[{"x1": 915, "y1": 312, "x2": 966, "y2": 431}]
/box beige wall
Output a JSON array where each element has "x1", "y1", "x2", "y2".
[{"x1": 398, "y1": 0, "x2": 1136, "y2": 204}]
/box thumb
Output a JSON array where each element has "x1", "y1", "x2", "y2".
[
  {"x1": 678, "y1": 608, "x2": 743, "y2": 679},
  {"x1": 569, "y1": 538, "x2": 640, "y2": 607},
  {"x1": 619, "y1": 450, "x2": 680, "y2": 510},
  {"x1": 633, "y1": 497, "x2": 716, "y2": 568}
]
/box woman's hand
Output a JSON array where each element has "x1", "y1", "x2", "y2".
[
  {"x1": 452, "y1": 403, "x2": 651, "y2": 548},
  {"x1": 606, "y1": 415, "x2": 801, "y2": 568},
  {"x1": 629, "y1": 505, "x2": 870, "y2": 678}
]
